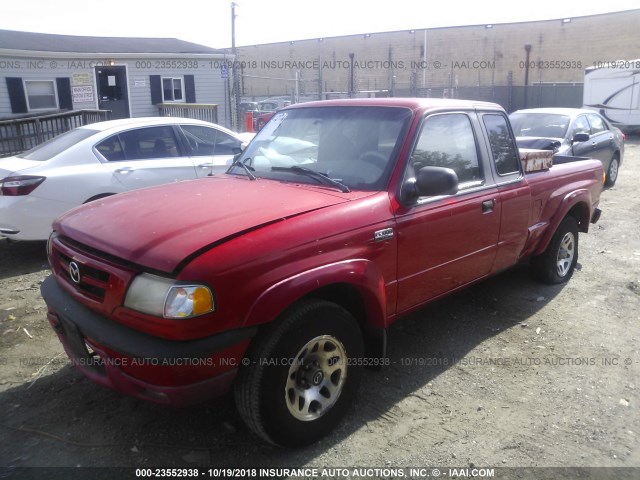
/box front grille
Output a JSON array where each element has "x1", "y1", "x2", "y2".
[
  {"x1": 49, "y1": 235, "x2": 138, "y2": 315},
  {"x1": 57, "y1": 252, "x2": 110, "y2": 302}
]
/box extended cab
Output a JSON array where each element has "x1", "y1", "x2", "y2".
[{"x1": 41, "y1": 99, "x2": 603, "y2": 446}]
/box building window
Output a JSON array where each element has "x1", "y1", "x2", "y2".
[
  {"x1": 24, "y1": 80, "x2": 58, "y2": 111},
  {"x1": 162, "y1": 77, "x2": 183, "y2": 102}
]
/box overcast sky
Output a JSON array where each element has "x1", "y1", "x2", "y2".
[{"x1": 1, "y1": 1, "x2": 638, "y2": 49}]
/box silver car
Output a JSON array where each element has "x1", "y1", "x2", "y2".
[{"x1": 509, "y1": 108, "x2": 625, "y2": 186}]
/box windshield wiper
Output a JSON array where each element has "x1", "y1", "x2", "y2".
[
  {"x1": 227, "y1": 157, "x2": 257, "y2": 181},
  {"x1": 272, "y1": 166, "x2": 350, "y2": 193}
]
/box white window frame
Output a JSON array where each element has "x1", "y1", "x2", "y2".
[
  {"x1": 24, "y1": 79, "x2": 59, "y2": 111},
  {"x1": 161, "y1": 77, "x2": 184, "y2": 103}
]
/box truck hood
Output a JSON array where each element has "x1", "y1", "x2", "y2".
[{"x1": 55, "y1": 175, "x2": 355, "y2": 273}]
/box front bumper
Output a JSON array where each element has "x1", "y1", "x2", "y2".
[{"x1": 41, "y1": 276, "x2": 256, "y2": 406}]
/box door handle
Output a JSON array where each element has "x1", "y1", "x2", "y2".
[
  {"x1": 482, "y1": 199, "x2": 495, "y2": 213},
  {"x1": 197, "y1": 163, "x2": 213, "y2": 168},
  {"x1": 115, "y1": 167, "x2": 134, "y2": 174}
]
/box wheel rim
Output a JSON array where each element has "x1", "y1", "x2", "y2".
[
  {"x1": 609, "y1": 158, "x2": 619, "y2": 182},
  {"x1": 556, "y1": 232, "x2": 575, "y2": 277},
  {"x1": 285, "y1": 335, "x2": 347, "y2": 422}
]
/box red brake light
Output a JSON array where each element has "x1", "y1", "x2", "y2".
[
  {"x1": 622, "y1": 133, "x2": 626, "y2": 142},
  {"x1": 0, "y1": 175, "x2": 46, "y2": 196}
]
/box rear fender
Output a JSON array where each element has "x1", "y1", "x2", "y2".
[
  {"x1": 243, "y1": 259, "x2": 388, "y2": 330},
  {"x1": 532, "y1": 189, "x2": 592, "y2": 256}
]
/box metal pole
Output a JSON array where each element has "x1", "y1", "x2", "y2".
[
  {"x1": 231, "y1": 2, "x2": 239, "y2": 130},
  {"x1": 524, "y1": 44, "x2": 531, "y2": 109},
  {"x1": 317, "y1": 56, "x2": 323, "y2": 100},
  {"x1": 422, "y1": 29, "x2": 427, "y2": 89},
  {"x1": 349, "y1": 53, "x2": 355, "y2": 98}
]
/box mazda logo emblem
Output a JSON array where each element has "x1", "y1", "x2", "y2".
[
  {"x1": 69, "y1": 261, "x2": 81, "y2": 284},
  {"x1": 312, "y1": 371, "x2": 324, "y2": 386}
]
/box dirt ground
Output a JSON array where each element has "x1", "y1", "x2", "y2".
[{"x1": 0, "y1": 140, "x2": 639, "y2": 478}]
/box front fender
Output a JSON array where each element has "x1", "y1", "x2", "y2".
[{"x1": 243, "y1": 259, "x2": 388, "y2": 329}]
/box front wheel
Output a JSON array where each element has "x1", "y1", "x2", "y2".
[
  {"x1": 234, "y1": 299, "x2": 364, "y2": 446},
  {"x1": 530, "y1": 216, "x2": 579, "y2": 284}
]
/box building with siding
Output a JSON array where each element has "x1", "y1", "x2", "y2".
[{"x1": 0, "y1": 29, "x2": 235, "y2": 127}]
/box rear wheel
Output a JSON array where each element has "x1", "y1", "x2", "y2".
[
  {"x1": 234, "y1": 299, "x2": 363, "y2": 446},
  {"x1": 530, "y1": 216, "x2": 579, "y2": 284},
  {"x1": 605, "y1": 155, "x2": 619, "y2": 187}
]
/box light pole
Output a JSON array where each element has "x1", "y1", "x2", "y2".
[
  {"x1": 348, "y1": 53, "x2": 355, "y2": 98},
  {"x1": 523, "y1": 44, "x2": 532, "y2": 109},
  {"x1": 231, "y1": 2, "x2": 240, "y2": 130}
]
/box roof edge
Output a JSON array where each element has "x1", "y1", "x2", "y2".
[{"x1": 0, "y1": 48, "x2": 234, "y2": 60}]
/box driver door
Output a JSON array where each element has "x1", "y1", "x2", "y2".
[{"x1": 395, "y1": 112, "x2": 500, "y2": 313}]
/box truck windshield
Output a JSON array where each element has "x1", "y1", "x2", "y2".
[
  {"x1": 229, "y1": 106, "x2": 412, "y2": 191},
  {"x1": 509, "y1": 113, "x2": 571, "y2": 139}
]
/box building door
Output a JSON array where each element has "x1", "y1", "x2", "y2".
[{"x1": 95, "y1": 66, "x2": 130, "y2": 119}]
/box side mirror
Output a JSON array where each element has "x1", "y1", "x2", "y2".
[
  {"x1": 402, "y1": 166, "x2": 459, "y2": 202},
  {"x1": 572, "y1": 133, "x2": 590, "y2": 143}
]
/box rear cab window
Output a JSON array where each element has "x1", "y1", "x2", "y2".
[{"x1": 482, "y1": 113, "x2": 522, "y2": 179}]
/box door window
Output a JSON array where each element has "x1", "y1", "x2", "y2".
[
  {"x1": 412, "y1": 113, "x2": 482, "y2": 189},
  {"x1": 572, "y1": 115, "x2": 591, "y2": 137},
  {"x1": 96, "y1": 126, "x2": 181, "y2": 161},
  {"x1": 180, "y1": 125, "x2": 242, "y2": 156},
  {"x1": 587, "y1": 114, "x2": 606, "y2": 134}
]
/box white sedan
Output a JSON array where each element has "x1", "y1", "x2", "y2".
[{"x1": 0, "y1": 117, "x2": 253, "y2": 241}]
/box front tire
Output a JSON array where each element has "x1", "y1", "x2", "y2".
[
  {"x1": 530, "y1": 216, "x2": 579, "y2": 284},
  {"x1": 234, "y1": 299, "x2": 364, "y2": 447}
]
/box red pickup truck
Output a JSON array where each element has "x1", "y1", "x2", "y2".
[{"x1": 41, "y1": 98, "x2": 603, "y2": 447}]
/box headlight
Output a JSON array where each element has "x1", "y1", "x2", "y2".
[{"x1": 124, "y1": 273, "x2": 214, "y2": 319}]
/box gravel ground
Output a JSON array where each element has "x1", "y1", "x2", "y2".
[{"x1": 0, "y1": 140, "x2": 639, "y2": 479}]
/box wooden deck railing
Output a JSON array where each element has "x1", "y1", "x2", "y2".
[
  {"x1": 157, "y1": 103, "x2": 219, "y2": 124},
  {"x1": 0, "y1": 110, "x2": 112, "y2": 158}
]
